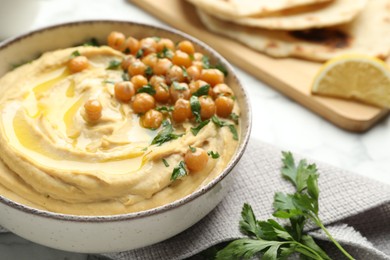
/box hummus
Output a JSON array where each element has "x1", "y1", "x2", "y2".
[{"x1": 0, "y1": 45, "x2": 239, "y2": 215}]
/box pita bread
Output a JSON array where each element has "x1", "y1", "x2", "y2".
[
  {"x1": 197, "y1": 0, "x2": 390, "y2": 62},
  {"x1": 201, "y1": 0, "x2": 367, "y2": 30},
  {"x1": 186, "y1": 0, "x2": 332, "y2": 18}
]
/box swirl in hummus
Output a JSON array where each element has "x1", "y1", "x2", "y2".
[{"x1": 0, "y1": 34, "x2": 240, "y2": 215}]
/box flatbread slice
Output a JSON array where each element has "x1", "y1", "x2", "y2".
[
  {"x1": 186, "y1": 0, "x2": 332, "y2": 18},
  {"x1": 197, "y1": 0, "x2": 390, "y2": 62},
  {"x1": 201, "y1": 0, "x2": 367, "y2": 30}
]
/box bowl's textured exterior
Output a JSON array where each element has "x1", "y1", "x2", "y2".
[{"x1": 0, "y1": 20, "x2": 251, "y2": 253}]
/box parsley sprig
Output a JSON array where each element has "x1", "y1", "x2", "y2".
[
  {"x1": 151, "y1": 120, "x2": 183, "y2": 146},
  {"x1": 216, "y1": 152, "x2": 354, "y2": 260}
]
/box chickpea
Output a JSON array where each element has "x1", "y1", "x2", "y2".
[
  {"x1": 166, "y1": 65, "x2": 185, "y2": 85},
  {"x1": 142, "y1": 109, "x2": 163, "y2": 129},
  {"x1": 172, "y1": 98, "x2": 192, "y2": 123},
  {"x1": 189, "y1": 80, "x2": 212, "y2": 96},
  {"x1": 84, "y1": 99, "x2": 102, "y2": 123},
  {"x1": 156, "y1": 38, "x2": 175, "y2": 52},
  {"x1": 131, "y1": 75, "x2": 148, "y2": 91},
  {"x1": 128, "y1": 59, "x2": 147, "y2": 76},
  {"x1": 149, "y1": 75, "x2": 166, "y2": 87},
  {"x1": 68, "y1": 56, "x2": 89, "y2": 73},
  {"x1": 132, "y1": 93, "x2": 156, "y2": 114},
  {"x1": 172, "y1": 50, "x2": 192, "y2": 68},
  {"x1": 192, "y1": 60, "x2": 204, "y2": 72},
  {"x1": 124, "y1": 36, "x2": 140, "y2": 55},
  {"x1": 198, "y1": 95, "x2": 216, "y2": 120},
  {"x1": 186, "y1": 65, "x2": 201, "y2": 81},
  {"x1": 200, "y1": 69, "x2": 224, "y2": 87},
  {"x1": 121, "y1": 55, "x2": 136, "y2": 70},
  {"x1": 185, "y1": 147, "x2": 208, "y2": 172},
  {"x1": 114, "y1": 81, "x2": 135, "y2": 102},
  {"x1": 154, "y1": 83, "x2": 170, "y2": 103},
  {"x1": 170, "y1": 82, "x2": 190, "y2": 103},
  {"x1": 107, "y1": 31, "x2": 126, "y2": 50},
  {"x1": 193, "y1": 52, "x2": 204, "y2": 61},
  {"x1": 211, "y1": 83, "x2": 234, "y2": 99},
  {"x1": 139, "y1": 37, "x2": 157, "y2": 56},
  {"x1": 142, "y1": 53, "x2": 158, "y2": 68},
  {"x1": 215, "y1": 96, "x2": 234, "y2": 118},
  {"x1": 177, "y1": 40, "x2": 195, "y2": 55},
  {"x1": 153, "y1": 58, "x2": 172, "y2": 75}
]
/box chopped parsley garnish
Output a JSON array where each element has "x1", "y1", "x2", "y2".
[
  {"x1": 208, "y1": 151, "x2": 220, "y2": 159},
  {"x1": 181, "y1": 66, "x2": 189, "y2": 78},
  {"x1": 122, "y1": 72, "x2": 130, "y2": 81},
  {"x1": 151, "y1": 120, "x2": 183, "y2": 146},
  {"x1": 137, "y1": 84, "x2": 156, "y2": 95},
  {"x1": 214, "y1": 63, "x2": 229, "y2": 76},
  {"x1": 145, "y1": 66, "x2": 153, "y2": 77},
  {"x1": 70, "y1": 50, "x2": 81, "y2": 58},
  {"x1": 202, "y1": 55, "x2": 210, "y2": 69},
  {"x1": 83, "y1": 38, "x2": 100, "y2": 47},
  {"x1": 192, "y1": 84, "x2": 210, "y2": 97},
  {"x1": 152, "y1": 36, "x2": 161, "y2": 42},
  {"x1": 102, "y1": 80, "x2": 116, "y2": 84},
  {"x1": 190, "y1": 119, "x2": 210, "y2": 136},
  {"x1": 106, "y1": 60, "x2": 121, "y2": 70},
  {"x1": 173, "y1": 81, "x2": 187, "y2": 90},
  {"x1": 201, "y1": 55, "x2": 228, "y2": 76},
  {"x1": 190, "y1": 96, "x2": 202, "y2": 123},
  {"x1": 171, "y1": 161, "x2": 187, "y2": 181},
  {"x1": 156, "y1": 106, "x2": 174, "y2": 112},
  {"x1": 230, "y1": 113, "x2": 239, "y2": 125},
  {"x1": 157, "y1": 47, "x2": 173, "y2": 59},
  {"x1": 162, "y1": 158, "x2": 169, "y2": 167},
  {"x1": 212, "y1": 115, "x2": 238, "y2": 140},
  {"x1": 189, "y1": 146, "x2": 196, "y2": 152},
  {"x1": 136, "y1": 49, "x2": 144, "y2": 58}
]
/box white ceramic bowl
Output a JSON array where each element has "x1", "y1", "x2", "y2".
[{"x1": 0, "y1": 20, "x2": 251, "y2": 253}]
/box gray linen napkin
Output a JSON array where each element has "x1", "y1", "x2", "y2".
[{"x1": 1, "y1": 139, "x2": 390, "y2": 259}]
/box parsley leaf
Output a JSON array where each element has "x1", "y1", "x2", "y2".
[
  {"x1": 182, "y1": 66, "x2": 189, "y2": 78},
  {"x1": 208, "y1": 151, "x2": 220, "y2": 159},
  {"x1": 189, "y1": 146, "x2": 196, "y2": 152},
  {"x1": 230, "y1": 113, "x2": 239, "y2": 125},
  {"x1": 162, "y1": 158, "x2": 169, "y2": 167},
  {"x1": 190, "y1": 96, "x2": 202, "y2": 123},
  {"x1": 106, "y1": 60, "x2": 121, "y2": 70},
  {"x1": 83, "y1": 38, "x2": 100, "y2": 47},
  {"x1": 171, "y1": 161, "x2": 187, "y2": 181},
  {"x1": 145, "y1": 66, "x2": 153, "y2": 77},
  {"x1": 212, "y1": 116, "x2": 239, "y2": 140},
  {"x1": 151, "y1": 120, "x2": 183, "y2": 146},
  {"x1": 173, "y1": 81, "x2": 187, "y2": 90},
  {"x1": 190, "y1": 119, "x2": 210, "y2": 136},
  {"x1": 70, "y1": 50, "x2": 81, "y2": 58},
  {"x1": 157, "y1": 47, "x2": 173, "y2": 59},
  {"x1": 122, "y1": 72, "x2": 129, "y2": 81},
  {"x1": 156, "y1": 106, "x2": 174, "y2": 112},
  {"x1": 137, "y1": 84, "x2": 156, "y2": 95},
  {"x1": 215, "y1": 63, "x2": 229, "y2": 76},
  {"x1": 192, "y1": 84, "x2": 210, "y2": 97},
  {"x1": 136, "y1": 49, "x2": 144, "y2": 58},
  {"x1": 202, "y1": 55, "x2": 210, "y2": 69},
  {"x1": 217, "y1": 152, "x2": 354, "y2": 260}
]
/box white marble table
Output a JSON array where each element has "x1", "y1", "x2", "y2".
[{"x1": 1, "y1": 0, "x2": 389, "y2": 259}]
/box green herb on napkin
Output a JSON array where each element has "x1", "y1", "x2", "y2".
[{"x1": 216, "y1": 152, "x2": 354, "y2": 260}]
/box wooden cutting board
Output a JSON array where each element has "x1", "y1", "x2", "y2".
[{"x1": 131, "y1": 0, "x2": 389, "y2": 132}]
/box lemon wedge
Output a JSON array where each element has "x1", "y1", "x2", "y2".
[{"x1": 312, "y1": 54, "x2": 390, "y2": 108}]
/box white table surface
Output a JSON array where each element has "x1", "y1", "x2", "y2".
[{"x1": 1, "y1": 0, "x2": 389, "y2": 259}]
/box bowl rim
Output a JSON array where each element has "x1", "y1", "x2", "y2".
[{"x1": 0, "y1": 19, "x2": 252, "y2": 223}]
